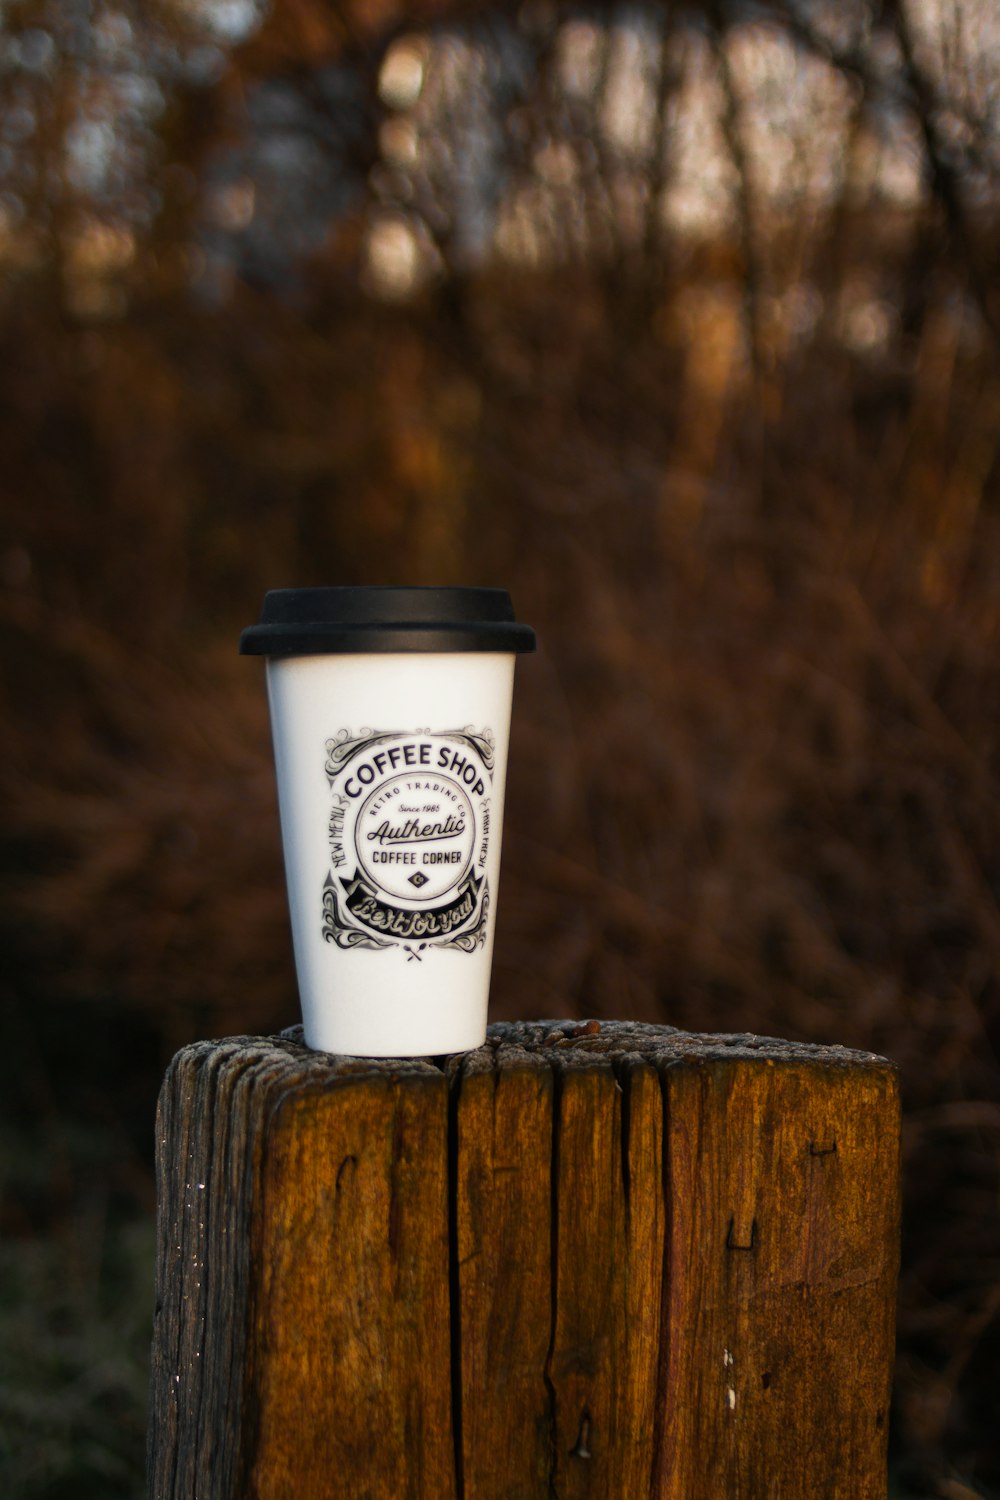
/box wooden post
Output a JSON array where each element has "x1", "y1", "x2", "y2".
[{"x1": 148, "y1": 1021, "x2": 900, "y2": 1499}]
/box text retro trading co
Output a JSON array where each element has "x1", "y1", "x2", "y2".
[{"x1": 321, "y1": 728, "x2": 496, "y2": 960}]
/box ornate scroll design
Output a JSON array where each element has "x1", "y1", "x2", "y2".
[{"x1": 322, "y1": 875, "x2": 394, "y2": 951}]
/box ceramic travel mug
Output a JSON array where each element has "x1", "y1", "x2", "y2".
[{"x1": 240, "y1": 587, "x2": 535, "y2": 1056}]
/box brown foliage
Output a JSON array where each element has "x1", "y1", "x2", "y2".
[{"x1": 3, "y1": 0, "x2": 1000, "y2": 1491}]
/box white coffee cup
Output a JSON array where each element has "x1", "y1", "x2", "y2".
[{"x1": 241, "y1": 588, "x2": 535, "y2": 1056}]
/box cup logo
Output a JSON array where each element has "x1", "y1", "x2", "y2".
[{"x1": 321, "y1": 728, "x2": 495, "y2": 957}]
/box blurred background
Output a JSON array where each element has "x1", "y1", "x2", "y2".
[{"x1": 2, "y1": 0, "x2": 999, "y2": 1494}]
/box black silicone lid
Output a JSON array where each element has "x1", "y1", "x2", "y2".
[{"x1": 239, "y1": 586, "x2": 536, "y2": 657}]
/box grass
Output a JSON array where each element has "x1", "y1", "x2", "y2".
[
  {"x1": 0, "y1": 998, "x2": 158, "y2": 1500},
  {"x1": 0, "y1": 1153, "x2": 152, "y2": 1499}
]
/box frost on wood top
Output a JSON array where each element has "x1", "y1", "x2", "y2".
[
  {"x1": 165, "y1": 1019, "x2": 894, "y2": 1090},
  {"x1": 479, "y1": 1018, "x2": 893, "y2": 1071}
]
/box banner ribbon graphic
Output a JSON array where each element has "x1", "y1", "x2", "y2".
[{"x1": 341, "y1": 869, "x2": 483, "y2": 941}]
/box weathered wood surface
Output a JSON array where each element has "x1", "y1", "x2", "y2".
[{"x1": 148, "y1": 1020, "x2": 900, "y2": 1500}]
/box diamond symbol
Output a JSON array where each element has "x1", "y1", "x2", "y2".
[{"x1": 408, "y1": 870, "x2": 429, "y2": 889}]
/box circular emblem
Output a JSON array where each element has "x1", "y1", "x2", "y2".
[
  {"x1": 354, "y1": 773, "x2": 476, "y2": 903},
  {"x1": 322, "y1": 729, "x2": 495, "y2": 954}
]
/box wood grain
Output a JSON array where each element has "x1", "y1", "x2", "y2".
[
  {"x1": 149, "y1": 1021, "x2": 900, "y2": 1499},
  {"x1": 452, "y1": 1042, "x2": 553, "y2": 1498},
  {"x1": 657, "y1": 1057, "x2": 900, "y2": 1499}
]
